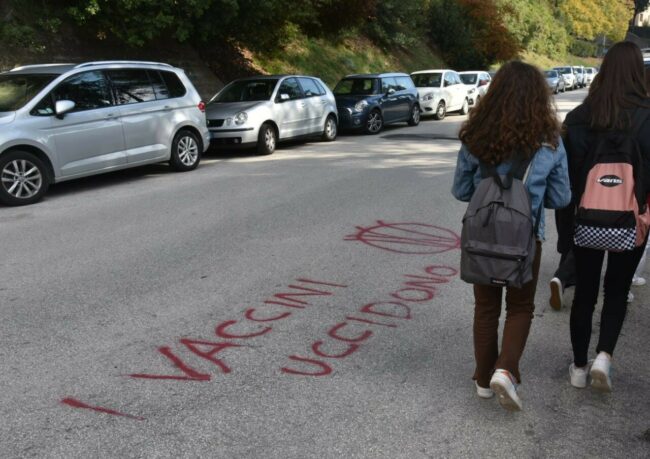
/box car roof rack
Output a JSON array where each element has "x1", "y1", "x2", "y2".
[
  {"x1": 9, "y1": 63, "x2": 76, "y2": 72},
  {"x1": 74, "y1": 61, "x2": 174, "y2": 69}
]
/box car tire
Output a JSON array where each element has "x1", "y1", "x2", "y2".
[
  {"x1": 257, "y1": 123, "x2": 277, "y2": 155},
  {"x1": 0, "y1": 150, "x2": 50, "y2": 206},
  {"x1": 434, "y1": 101, "x2": 446, "y2": 120},
  {"x1": 365, "y1": 109, "x2": 383, "y2": 135},
  {"x1": 407, "y1": 104, "x2": 421, "y2": 126},
  {"x1": 460, "y1": 98, "x2": 469, "y2": 115},
  {"x1": 170, "y1": 130, "x2": 201, "y2": 172},
  {"x1": 562, "y1": 84, "x2": 566, "y2": 93},
  {"x1": 554, "y1": 85, "x2": 559, "y2": 95},
  {"x1": 321, "y1": 115, "x2": 337, "y2": 141}
]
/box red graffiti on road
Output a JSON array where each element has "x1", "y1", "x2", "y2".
[
  {"x1": 345, "y1": 221, "x2": 460, "y2": 254},
  {"x1": 281, "y1": 265, "x2": 458, "y2": 376},
  {"x1": 61, "y1": 398, "x2": 145, "y2": 421},
  {"x1": 126, "y1": 278, "x2": 348, "y2": 382}
]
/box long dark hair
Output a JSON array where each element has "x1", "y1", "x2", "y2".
[
  {"x1": 585, "y1": 41, "x2": 648, "y2": 130},
  {"x1": 458, "y1": 61, "x2": 559, "y2": 165}
]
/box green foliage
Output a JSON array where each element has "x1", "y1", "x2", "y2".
[
  {"x1": 430, "y1": 0, "x2": 520, "y2": 70},
  {"x1": 497, "y1": 0, "x2": 569, "y2": 58},
  {"x1": 365, "y1": 0, "x2": 428, "y2": 47},
  {"x1": 569, "y1": 39, "x2": 598, "y2": 58}
]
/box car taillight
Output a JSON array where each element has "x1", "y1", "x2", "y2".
[{"x1": 198, "y1": 101, "x2": 206, "y2": 112}]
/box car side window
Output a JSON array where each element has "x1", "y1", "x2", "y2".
[
  {"x1": 298, "y1": 78, "x2": 322, "y2": 97},
  {"x1": 159, "y1": 71, "x2": 186, "y2": 98},
  {"x1": 277, "y1": 78, "x2": 304, "y2": 101},
  {"x1": 107, "y1": 69, "x2": 156, "y2": 105},
  {"x1": 444, "y1": 73, "x2": 455, "y2": 87},
  {"x1": 147, "y1": 70, "x2": 169, "y2": 100},
  {"x1": 396, "y1": 76, "x2": 414, "y2": 91},
  {"x1": 452, "y1": 73, "x2": 463, "y2": 85},
  {"x1": 314, "y1": 80, "x2": 327, "y2": 96},
  {"x1": 32, "y1": 70, "x2": 113, "y2": 115},
  {"x1": 381, "y1": 77, "x2": 397, "y2": 93}
]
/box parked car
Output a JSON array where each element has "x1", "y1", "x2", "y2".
[
  {"x1": 206, "y1": 75, "x2": 337, "y2": 155},
  {"x1": 333, "y1": 73, "x2": 420, "y2": 134},
  {"x1": 544, "y1": 70, "x2": 566, "y2": 94},
  {"x1": 411, "y1": 69, "x2": 469, "y2": 120},
  {"x1": 584, "y1": 67, "x2": 597, "y2": 86},
  {"x1": 0, "y1": 61, "x2": 209, "y2": 206},
  {"x1": 459, "y1": 71, "x2": 491, "y2": 107},
  {"x1": 553, "y1": 66, "x2": 577, "y2": 90},
  {"x1": 572, "y1": 66, "x2": 586, "y2": 88}
]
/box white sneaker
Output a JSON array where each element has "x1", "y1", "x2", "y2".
[
  {"x1": 489, "y1": 369, "x2": 522, "y2": 411},
  {"x1": 475, "y1": 381, "x2": 494, "y2": 399},
  {"x1": 569, "y1": 361, "x2": 592, "y2": 388},
  {"x1": 627, "y1": 291, "x2": 634, "y2": 303},
  {"x1": 549, "y1": 277, "x2": 563, "y2": 310},
  {"x1": 590, "y1": 352, "x2": 612, "y2": 392},
  {"x1": 632, "y1": 276, "x2": 646, "y2": 286}
]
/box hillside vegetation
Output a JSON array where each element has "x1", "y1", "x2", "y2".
[{"x1": 0, "y1": 0, "x2": 642, "y2": 84}]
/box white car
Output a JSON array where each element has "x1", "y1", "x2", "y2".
[
  {"x1": 459, "y1": 71, "x2": 491, "y2": 107},
  {"x1": 554, "y1": 66, "x2": 577, "y2": 90},
  {"x1": 411, "y1": 69, "x2": 469, "y2": 120},
  {"x1": 584, "y1": 67, "x2": 598, "y2": 86}
]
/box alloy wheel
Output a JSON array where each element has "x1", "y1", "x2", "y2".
[
  {"x1": 177, "y1": 136, "x2": 199, "y2": 166},
  {"x1": 367, "y1": 112, "x2": 382, "y2": 133},
  {"x1": 265, "y1": 128, "x2": 276, "y2": 151},
  {"x1": 326, "y1": 118, "x2": 337, "y2": 139},
  {"x1": 412, "y1": 106, "x2": 420, "y2": 124},
  {"x1": 1, "y1": 159, "x2": 43, "y2": 200}
]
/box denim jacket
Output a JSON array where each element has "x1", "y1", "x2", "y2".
[{"x1": 451, "y1": 139, "x2": 572, "y2": 240}]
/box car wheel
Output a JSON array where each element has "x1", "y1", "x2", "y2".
[
  {"x1": 407, "y1": 104, "x2": 421, "y2": 126},
  {"x1": 434, "y1": 101, "x2": 446, "y2": 120},
  {"x1": 170, "y1": 130, "x2": 201, "y2": 172},
  {"x1": 460, "y1": 98, "x2": 469, "y2": 115},
  {"x1": 257, "y1": 123, "x2": 277, "y2": 155},
  {"x1": 562, "y1": 84, "x2": 566, "y2": 93},
  {"x1": 365, "y1": 110, "x2": 383, "y2": 134},
  {"x1": 321, "y1": 115, "x2": 337, "y2": 141},
  {"x1": 0, "y1": 150, "x2": 50, "y2": 206}
]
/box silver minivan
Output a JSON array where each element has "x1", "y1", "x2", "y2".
[
  {"x1": 0, "y1": 61, "x2": 210, "y2": 206},
  {"x1": 206, "y1": 75, "x2": 338, "y2": 155}
]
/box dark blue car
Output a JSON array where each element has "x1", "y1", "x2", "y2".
[{"x1": 334, "y1": 73, "x2": 420, "y2": 134}]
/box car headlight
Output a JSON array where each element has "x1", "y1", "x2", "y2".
[
  {"x1": 421, "y1": 93, "x2": 434, "y2": 101},
  {"x1": 234, "y1": 111, "x2": 248, "y2": 125},
  {"x1": 354, "y1": 100, "x2": 369, "y2": 113}
]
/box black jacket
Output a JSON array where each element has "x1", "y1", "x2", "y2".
[{"x1": 555, "y1": 99, "x2": 650, "y2": 254}]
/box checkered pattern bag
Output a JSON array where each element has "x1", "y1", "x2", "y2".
[{"x1": 573, "y1": 225, "x2": 636, "y2": 251}]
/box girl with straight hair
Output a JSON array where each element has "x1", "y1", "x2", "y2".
[
  {"x1": 452, "y1": 61, "x2": 571, "y2": 411},
  {"x1": 564, "y1": 41, "x2": 650, "y2": 392}
]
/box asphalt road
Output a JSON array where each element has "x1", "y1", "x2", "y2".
[{"x1": 1, "y1": 88, "x2": 648, "y2": 458}]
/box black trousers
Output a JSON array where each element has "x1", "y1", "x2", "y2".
[
  {"x1": 571, "y1": 243, "x2": 646, "y2": 367},
  {"x1": 554, "y1": 205, "x2": 576, "y2": 288}
]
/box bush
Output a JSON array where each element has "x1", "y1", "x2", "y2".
[{"x1": 570, "y1": 39, "x2": 598, "y2": 58}]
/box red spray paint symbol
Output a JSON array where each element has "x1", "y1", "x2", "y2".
[{"x1": 345, "y1": 221, "x2": 460, "y2": 254}]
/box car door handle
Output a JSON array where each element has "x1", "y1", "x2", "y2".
[
  {"x1": 163, "y1": 105, "x2": 172, "y2": 111},
  {"x1": 105, "y1": 113, "x2": 118, "y2": 119}
]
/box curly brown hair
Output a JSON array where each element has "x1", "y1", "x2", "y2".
[{"x1": 458, "y1": 61, "x2": 560, "y2": 164}]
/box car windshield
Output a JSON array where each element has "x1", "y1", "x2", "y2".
[
  {"x1": 334, "y1": 78, "x2": 378, "y2": 95},
  {"x1": 556, "y1": 67, "x2": 572, "y2": 74},
  {"x1": 544, "y1": 71, "x2": 557, "y2": 78},
  {"x1": 459, "y1": 74, "x2": 478, "y2": 85},
  {"x1": 211, "y1": 79, "x2": 278, "y2": 103},
  {"x1": 411, "y1": 73, "x2": 442, "y2": 88},
  {"x1": 0, "y1": 73, "x2": 56, "y2": 112}
]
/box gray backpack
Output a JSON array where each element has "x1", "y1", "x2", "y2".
[{"x1": 460, "y1": 157, "x2": 540, "y2": 288}]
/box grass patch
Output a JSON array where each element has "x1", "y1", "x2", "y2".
[
  {"x1": 252, "y1": 32, "x2": 446, "y2": 88},
  {"x1": 519, "y1": 51, "x2": 601, "y2": 70}
]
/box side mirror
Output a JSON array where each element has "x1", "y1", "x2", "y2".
[
  {"x1": 478, "y1": 80, "x2": 488, "y2": 87},
  {"x1": 278, "y1": 93, "x2": 290, "y2": 102},
  {"x1": 386, "y1": 88, "x2": 396, "y2": 96},
  {"x1": 55, "y1": 100, "x2": 75, "y2": 118}
]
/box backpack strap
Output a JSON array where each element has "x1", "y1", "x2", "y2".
[{"x1": 479, "y1": 156, "x2": 531, "y2": 190}]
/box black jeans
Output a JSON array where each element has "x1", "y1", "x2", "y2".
[
  {"x1": 554, "y1": 205, "x2": 576, "y2": 288},
  {"x1": 571, "y1": 243, "x2": 646, "y2": 367}
]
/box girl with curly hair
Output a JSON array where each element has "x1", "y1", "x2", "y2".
[{"x1": 452, "y1": 61, "x2": 571, "y2": 411}]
